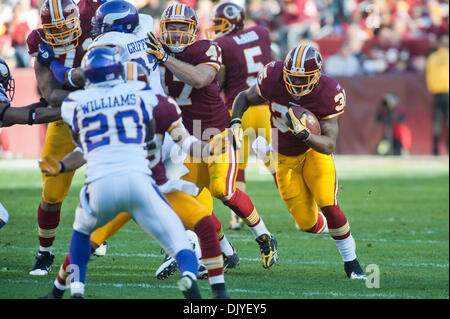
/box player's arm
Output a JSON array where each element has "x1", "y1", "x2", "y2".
[
  {"x1": 145, "y1": 32, "x2": 217, "y2": 89},
  {"x1": 217, "y1": 66, "x2": 226, "y2": 90},
  {"x1": 0, "y1": 99, "x2": 61, "y2": 127},
  {"x1": 39, "y1": 148, "x2": 86, "y2": 176},
  {"x1": 287, "y1": 112, "x2": 339, "y2": 155},
  {"x1": 168, "y1": 122, "x2": 225, "y2": 158},
  {"x1": 229, "y1": 85, "x2": 267, "y2": 149},
  {"x1": 165, "y1": 57, "x2": 216, "y2": 89},
  {"x1": 34, "y1": 60, "x2": 71, "y2": 108}
]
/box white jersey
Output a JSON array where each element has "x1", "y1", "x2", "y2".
[
  {"x1": 89, "y1": 14, "x2": 165, "y2": 96},
  {"x1": 61, "y1": 80, "x2": 156, "y2": 183}
]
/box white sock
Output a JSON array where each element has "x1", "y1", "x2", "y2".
[
  {"x1": 39, "y1": 246, "x2": 52, "y2": 253},
  {"x1": 219, "y1": 235, "x2": 234, "y2": 256},
  {"x1": 209, "y1": 274, "x2": 225, "y2": 285},
  {"x1": 249, "y1": 219, "x2": 270, "y2": 238},
  {"x1": 334, "y1": 235, "x2": 357, "y2": 262},
  {"x1": 70, "y1": 281, "x2": 85, "y2": 296},
  {"x1": 54, "y1": 278, "x2": 68, "y2": 290}
]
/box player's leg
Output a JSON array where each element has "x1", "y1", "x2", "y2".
[
  {"x1": 303, "y1": 150, "x2": 366, "y2": 279},
  {"x1": 127, "y1": 173, "x2": 201, "y2": 298},
  {"x1": 208, "y1": 134, "x2": 277, "y2": 269},
  {"x1": 31, "y1": 121, "x2": 76, "y2": 275},
  {"x1": 183, "y1": 160, "x2": 239, "y2": 270},
  {"x1": 164, "y1": 190, "x2": 229, "y2": 298}
]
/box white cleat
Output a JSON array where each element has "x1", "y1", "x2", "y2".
[{"x1": 93, "y1": 242, "x2": 108, "y2": 257}]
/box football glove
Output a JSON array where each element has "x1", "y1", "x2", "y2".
[
  {"x1": 285, "y1": 108, "x2": 310, "y2": 140},
  {"x1": 39, "y1": 155, "x2": 61, "y2": 176},
  {"x1": 146, "y1": 32, "x2": 168, "y2": 63},
  {"x1": 37, "y1": 43, "x2": 55, "y2": 67},
  {"x1": 229, "y1": 118, "x2": 243, "y2": 150}
]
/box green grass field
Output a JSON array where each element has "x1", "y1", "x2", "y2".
[{"x1": 0, "y1": 156, "x2": 448, "y2": 299}]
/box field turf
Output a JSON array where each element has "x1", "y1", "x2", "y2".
[{"x1": 0, "y1": 156, "x2": 448, "y2": 300}]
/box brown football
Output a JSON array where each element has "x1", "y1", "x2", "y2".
[{"x1": 289, "y1": 105, "x2": 321, "y2": 135}]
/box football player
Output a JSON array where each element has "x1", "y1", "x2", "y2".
[
  {"x1": 44, "y1": 46, "x2": 202, "y2": 299},
  {"x1": 146, "y1": 3, "x2": 278, "y2": 269},
  {"x1": 230, "y1": 44, "x2": 367, "y2": 279},
  {"x1": 25, "y1": 0, "x2": 102, "y2": 275},
  {"x1": 0, "y1": 58, "x2": 61, "y2": 230},
  {"x1": 206, "y1": 1, "x2": 279, "y2": 230},
  {"x1": 41, "y1": 59, "x2": 231, "y2": 300}
]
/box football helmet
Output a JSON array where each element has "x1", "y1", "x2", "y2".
[
  {"x1": 206, "y1": 1, "x2": 245, "y2": 39},
  {"x1": 283, "y1": 44, "x2": 323, "y2": 97},
  {"x1": 0, "y1": 58, "x2": 15, "y2": 101},
  {"x1": 40, "y1": 0, "x2": 81, "y2": 54},
  {"x1": 160, "y1": 3, "x2": 199, "y2": 53},
  {"x1": 91, "y1": 0, "x2": 139, "y2": 37},
  {"x1": 81, "y1": 46, "x2": 124, "y2": 87}
]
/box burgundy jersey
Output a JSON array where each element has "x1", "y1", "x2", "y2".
[
  {"x1": 256, "y1": 61, "x2": 346, "y2": 156},
  {"x1": 161, "y1": 39, "x2": 230, "y2": 140},
  {"x1": 26, "y1": 0, "x2": 99, "y2": 76},
  {"x1": 150, "y1": 95, "x2": 183, "y2": 186},
  {"x1": 215, "y1": 25, "x2": 272, "y2": 110}
]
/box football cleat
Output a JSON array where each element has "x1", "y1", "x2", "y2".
[
  {"x1": 211, "y1": 283, "x2": 231, "y2": 299},
  {"x1": 177, "y1": 275, "x2": 202, "y2": 299},
  {"x1": 39, "y1": 285, "x2": 66, "y2": 299},
  {"x1": 29, "y1": 251, "x2": 55, "y2": 275},
  {"x1": 155, "y1": 252, "x2": 178, "y2": 280},
  {"x1": 223, "y1": 243, "x2": 239, "y2": 272},
  {"x1": 256, "y1": 234, "x2": 278, "y2": 269},
  {"x1": 93, "y1": 242, "x2": 108, "y2": 257},
  {"x1": 197, "y1": 265, "x2": 208, "y2": 280},
  {"x1": 344, "y1": 259, "x2": 367, "y2": 279}
]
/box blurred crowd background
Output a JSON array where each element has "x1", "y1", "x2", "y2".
[
  {"x1": 0, "y1": 0, "x2": 448, "y2": 156},
  {"x1": 1, "y1": 0, "x2": 448, "y2": 73}
]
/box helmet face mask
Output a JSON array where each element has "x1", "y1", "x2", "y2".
[
  {"x1": 81, "y1": 46, "x2": 124, "y2": 87},
  {"x1": 283, "y1": 45, "x2": 323, "y2": 97},
  {"x1": 40, "y1": 0, "x2": 81, "y2": 54},
  {"x1": 0, "y1": 59, "x2": 15, "y2": 101},
  {"x1": 206, "y1": 1, "x2": 245, "y2": 39},
  {"x1": 160, "y1": 4, "x2": 198, "y2": 53},
  {"x1": 91, "y1": 0, "x2": 139, "y2": 37}
]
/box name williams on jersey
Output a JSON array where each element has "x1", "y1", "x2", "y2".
[{"x1": 80, "y1": 93, "x2": 137, "y2": 114}]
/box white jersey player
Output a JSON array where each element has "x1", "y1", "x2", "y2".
[
  {"x1": 57, "y1": 45, "x2": 201, "y2": 299},
  {"x1": 89, "y1": 1, "x2": 165, "y2": 95}
]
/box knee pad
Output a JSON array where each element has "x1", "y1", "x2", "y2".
[{"x1": 286, "y1": 198, "x2": 317, "y2": 232}]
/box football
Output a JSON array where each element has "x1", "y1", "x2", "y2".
[{"x1": 289, "y1": 105, "x2": 321, "y2": 135}]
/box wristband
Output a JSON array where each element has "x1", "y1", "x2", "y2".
[
  {"x1": 59, "y1": 161, "x2": 66, "y2": 173},
  {"x1": 67, "y1": 68, "x2": 79, "y2": 88},
  {"x1": 27, "y1": 109, "x2": 36, "y2": 125},
  {"x1": 230, "y1": 118, "x2": 242, "y2": 126}
]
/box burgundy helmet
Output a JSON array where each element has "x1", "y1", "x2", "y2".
[
  {"x1": 40, "y1": 0, "x2": 81, "y2": 54},
  {"x1": 206, "y1": 1, "x2": 245, "y2": 39},
  {"x1": 283, "y1": 44, "x2": 323, "y2": 97},
  {"x1": 160, "y1": 3, "x2": 199, "y2": 53}
]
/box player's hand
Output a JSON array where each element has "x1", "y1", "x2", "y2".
[
  {"x1": 229, "y1": 118, "x2": 243, "y2": 150},
  {"x1": 37, "y1": 43, "x2": 55, "y2": 67},
  {"x1": 39, "y1": 155, "x2": 61, "y2": 176},
  {"x1": 285, "y1": 108, "x2": 310, "y2": 140},
  {"x1": 145, "y1": 32, "x2": 168, "y2": 63}
]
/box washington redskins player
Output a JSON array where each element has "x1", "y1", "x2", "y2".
[
  {"x1": 230, "y1": 44, "x2": 367, "y2": 279},
  {"x1": 26, "y1": 0, "x2": 101, "y2": 275},
  {"x1": 145, "y1": 3, "x2": 278, "y2": 270},
  {"x1": 206, "y1": 1, "x2": 279, "y2": 230}
]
